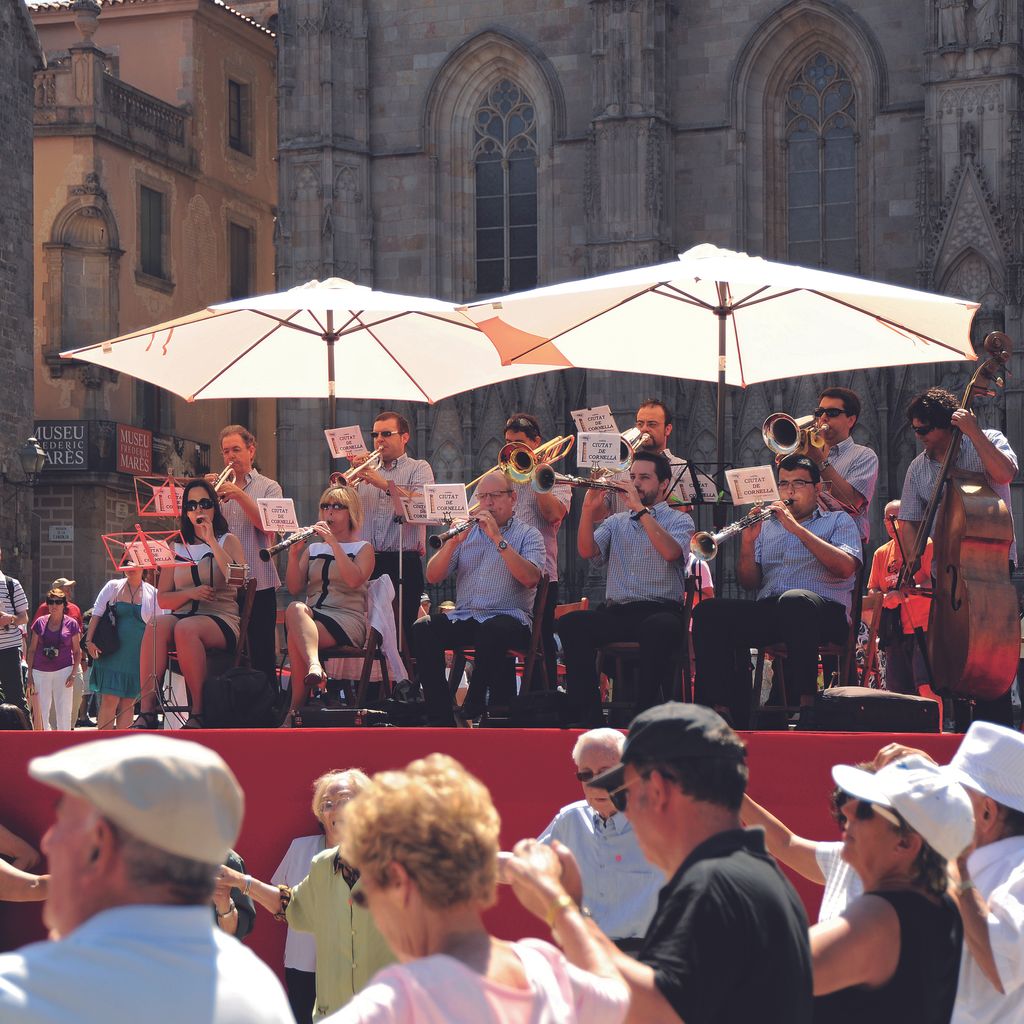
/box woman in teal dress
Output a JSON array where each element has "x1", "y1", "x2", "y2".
[{"x1": 85, "y1": 563, "x2": 161, "y2": 730}]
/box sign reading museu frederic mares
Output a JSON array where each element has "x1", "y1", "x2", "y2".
[
  {"x1": 117, "y1": 423, "x2": 153, "y2": 475},
  {"x1": 34, "y1": 420, "x2": 87, "y2": 470}
]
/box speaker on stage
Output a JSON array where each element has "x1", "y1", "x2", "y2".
[
  {"x1": 294, "y1": 707, "x2": 390, "y2": 728},
  {"x1": 797, "y1": 686, "x2": 940, "y2": 733}
]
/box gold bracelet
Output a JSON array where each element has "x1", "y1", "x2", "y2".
[{"x1": 545, "y1": 892, "x2": 575, "y2": 929}]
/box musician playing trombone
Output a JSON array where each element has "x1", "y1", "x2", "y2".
[
  {"x1": 557, "y1": 450, "x2": 694, "y2": 726},
  {"x1": 349, "y1": 411, "x2": 434, "y2": 646},
  {"x1": 691, "y1": 455, "x2": 861, "y2": 727},
  {"x1": 503, "y1": 412, "x2": 571, "y2": 687},
  {"x1": 413, "y1": 471, "x2": 545, "y2": 726},
  {"x1": 207, "y1": 425, "x2": 284, "y2": 691}
]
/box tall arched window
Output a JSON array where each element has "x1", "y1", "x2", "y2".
[
  {"x1": 785, "y1": 52, "x2": 857, "y2": 272},
  {"x1": 474, "y1": 80, "x2": 537, "y2": 296}
]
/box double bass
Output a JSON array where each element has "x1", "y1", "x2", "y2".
[{"x1": 901, "y1": 331, "x2": 1017, "y2": 700}]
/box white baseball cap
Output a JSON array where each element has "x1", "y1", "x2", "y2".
[
  {"x1": 832, "y1": 755, "x2": 975, "y2": 861},
  {"x1": 30, "y1": 735, "x2": 244, "y2": 864},
  {"x1": 949, "y1": 721, "x2": 1024, "y2": 814}
]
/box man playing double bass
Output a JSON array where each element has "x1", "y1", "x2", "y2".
[{"x1": 898, "y1": 386, "x2": 1018, "y2": 727}]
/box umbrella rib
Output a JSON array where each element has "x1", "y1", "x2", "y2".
[
  {"x1": 188, "y1": 319, "x2": 293, "y2": 400},
  {"x1": 346, "y1": 313, "x2": 432, "y2": 402},
  {"x1": 62, "y1": 309, "x2": 238, "y2": 355},
  {"x1": 245, "y1": 309, "x2": 343, "y2": 339},
  {"x1": 336, "y1": 310, "x2": 481, "y2": 337}
]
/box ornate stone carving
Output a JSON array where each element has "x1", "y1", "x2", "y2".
[
  {"x1": 972, "y1": 0, "x2": 1002, "y2": 45},
  {"x1": 69, "y1": 171, "x2": 106, "y2": 200},
  {"x1": 937, "y1": 0, "x2": 968, "y2": 48}
]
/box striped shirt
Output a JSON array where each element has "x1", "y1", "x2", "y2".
[
  {"x1": 220, "y1": 469, "x2": 283, "y2": 591},
  {"x1": 444, "y1": 515, "x2": 546, "y2": 627},
  {"x1": 511, "y1": 478, "x2": 571, "y2": 580},
  {"x1": 820, "y1": 436, "x2": 878, "y2": 542},
  {"x1": 754, "y1": 508, "x2": 862, "y2": 616},
  {"x1": 592, "y1": 502, "x2": 694, "y2": 604},
  {"x1": 606, "y1": 447, "x2": 691, "y2": 514},
  {"x1": 355, "y1": 453, "x2": 434, "y2": 554},
  {"x1": 899, "y1": 429, "x2": 1017, "y2": 563},
  {"x1": 0, "y1": 573, "x2": 28, "y2": 652}
]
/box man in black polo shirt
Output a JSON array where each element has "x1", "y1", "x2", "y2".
[{"x1": 509, "y1": 703, "x2": 813, "y2": 1024}]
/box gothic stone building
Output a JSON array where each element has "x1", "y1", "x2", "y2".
[{"x1": 273, "y1": 0, "x2": 1024, "y2": 598}]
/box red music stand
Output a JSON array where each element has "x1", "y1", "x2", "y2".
[
  {"x1": 133, "y1": 475, "x2": 192, "y2": 517},
  {"x1": 102, "y1": 524, "x2": 193, "y2": 572}
]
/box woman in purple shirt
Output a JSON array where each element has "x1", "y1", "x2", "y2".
[{"x1": 25, "y1": 587, "x2": 82, "y2": 730}]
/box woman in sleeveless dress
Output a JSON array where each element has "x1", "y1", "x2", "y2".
[
  {"x1": 810, "y1": 756, "x2": 975, "y2": 1024},
  {"x1": 85, "y1": 562, "x2": 160, "y2": 729},
  {"x1": 283, "y1": 484, "x2": 373, "y2": 724},
  {"x1": 135, "y1": 478, "x2": 246, "y2": 729}
]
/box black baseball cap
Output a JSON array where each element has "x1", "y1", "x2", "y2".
[{"x1": 588, "y1": 703, "x2": 746, "y2": 793}]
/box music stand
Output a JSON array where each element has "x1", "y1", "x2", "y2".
[
  {"x1": 133, "y1": 475, "x2": 191, "y2": 518},
  {"x1": 101, "y1": 524, "x2": 192, "y2": 572}
]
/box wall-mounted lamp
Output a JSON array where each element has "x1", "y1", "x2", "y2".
[{"x1": 1, "y1": 436, "x2": 47, "y2": 489}]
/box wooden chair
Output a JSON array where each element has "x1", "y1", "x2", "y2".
[
  {"x1": 553, "y1": 597, "x2": 589, "y2": 688},
  {"x1": 447, "y1": 574, "x2": 551, "y2": 712},
  {"x1": 321, "y1": 628, "x2": 392, "y2": 707}
]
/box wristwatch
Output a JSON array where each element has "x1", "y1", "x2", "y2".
[
  {"x1": 636, "y1": 507, "x2": 651, "y2": 519},
  {"x1": 820, "y1": 459, "x2": 831, "y2": 470},
  {"x1": 497, "y1": 540, "x2": 509, "y2": 551}
]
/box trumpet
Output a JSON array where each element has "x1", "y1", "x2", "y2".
[
  {"x1": 428, "y1": 518, "x2": 479, "y2": 550},
  {"x1": 259, "y1": 525, "x2": 317, "y2": 561},
  {"x1": 466, "y1": 435, "x2": 576, "y2": 490},
  {"x1": 212, "y1": 465, "x2": 236, "y2": 497},
  {"x1": 531, "y1": 464, "x2": 625, "y2": 494},
  {"x1": 590, "y1": 428, "x2": 652, "y2": 480},
  {"x1": 762, "y1": 413, "x2": 825, "y2": 460},
  {"x1": 690, "y1": 499, "x2": 793, "y2": 561},
  {"x1": 330, "y1": 449, "x2": 384, "y2": 487}
]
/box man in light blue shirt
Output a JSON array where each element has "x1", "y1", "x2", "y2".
[
  {"x1": 538, "y1": 728, "x2": 662, "y2": 950},
  {"x1": 692, "y1": 455, "x2": 861, "y2": 726}
]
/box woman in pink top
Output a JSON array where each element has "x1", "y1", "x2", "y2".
[
  {"x1": 327, "y1": 754, "x2": 629, "y2": 1024},
  {"x1": 25, "y1": 588, "x2": 82, "y2": 731}
]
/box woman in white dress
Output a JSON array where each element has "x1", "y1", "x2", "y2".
[{"x1": 283, "y1": 484, "x2": 373, "y2": 723}]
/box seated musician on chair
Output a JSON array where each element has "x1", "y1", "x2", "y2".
[
  {"x1": 282, "y1": 485, "x2": 373, "y2": 725},
  {"x1": 413, "y1": 471, "x2": 545, "y2": 726},
  {"x1": 556, "y1": 450, "x2": 694, "y2": 727},
  {"x1": 692, "y1": 455, "x2": 861, "y2": 727},
  {"x1": 136, "y1": 478, "x2": 247, "y2": 729}
]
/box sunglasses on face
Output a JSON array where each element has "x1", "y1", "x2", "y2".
[
  {"x1": 370, "y1": 430, "x2": 399, "y2": 439},
  {"x1": 575, "y1": 768, "x2": 615, "y2": 784},
  {"x1": 46, "y1": 599, "x2": 65, "y2": 605},
  {"x1": 813, "y1": 407, "x2": 847, "y2": 419},
  {"x1": 320, "y1": 503, "x2": 348, "y2": 512},
  {"x1": 913, "y1": 425, "x2": 936, "y2": 437},
  {"x1": 184, "y1": 498, "x2": 216, "y2": 512},
  {"x1": 850, "y1": 797, "x2": 902, "y2": 827},
  {"x1": 606, "y1": 770, "x2": 656, "y2": 814}
]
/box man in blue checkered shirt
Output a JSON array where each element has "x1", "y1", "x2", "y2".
[
  {"x1": 692, "y1": 455, "x2": 861, "y2": 727},
  {"x1": 557, "y1": 450, "x2": 694, "y2": 725},
  {"x1": 414, "y1": 471, "x2": 545, "y2": 725}
]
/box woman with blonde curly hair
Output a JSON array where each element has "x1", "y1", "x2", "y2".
[
  {"x1": 283, "y1": 485, "x2": 373, "y2": 723},
  {"x1": 218, "y1": 768, "x2": 394, "y2": 1021},
  {"x1": 326, "y1": 753, "x2": 628, "y2": 1024}
]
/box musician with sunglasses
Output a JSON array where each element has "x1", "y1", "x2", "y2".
[
  {"x1": 898, "y1": 386, "x2": 1017, "y2": 726},
  {"x1": 806, "y1": 388, "x2": 878, "y2": 543},
  {"x1": 350, "y1": 410, "x2": 434, "y2": 647},
  {"x1": 135, "y1": 479, "x2": 246, "y2": 729},
  {"x1": 538, "y1": 728, "x2": 662, "y2": 950},
  {"x1": 691, "y1": 455, "x2": 861, "y2": 727}
]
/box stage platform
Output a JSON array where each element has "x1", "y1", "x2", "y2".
[{"x1": 0, "y1": 728, "x2": 962, "y2": 975}]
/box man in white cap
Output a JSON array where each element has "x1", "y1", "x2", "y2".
[
  {"x1": 947, "y1": 722, "x2": 1024, "y2": 1024},
  {"x1": 0, "y1": 735, "x2": 291, "y2": 1023}
]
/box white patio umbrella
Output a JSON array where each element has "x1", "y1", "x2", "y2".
[
  {"x1": 62, "y1": 278, "x2": 557, "y2": 423},
  {"x1": 459, "y1": 243, "x2": 979, "y2": 502}
]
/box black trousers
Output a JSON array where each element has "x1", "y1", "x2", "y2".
[
  {"x1": 540, "y1": 579, "x2": 559, "y2": 690},
  {"x1": 692, "y1": 591, "x2": 848, "y2": 725},
  {"x1": 372, "y1": 550, "x2": 424, "y2": 658},
  {"x1": 284, "y1": 967, "x2": 316, "y2": 1024},
  {"x1": 0, "y1": 647, "x2": 28, "y2": 715},
  {"x1": 413, "y1": 613, "x2": 529, "y2": 725},
  {"x1": 557, "y1": 602, "x2": 685, "y2": 721},
  {"x1": 248, "y1": 587, "x2": 279, "y2": 686}
]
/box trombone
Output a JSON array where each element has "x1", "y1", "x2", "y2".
[
  {"x1": 690, "y1": 500, "x2": 793, "y2": 561},
  {"x1": 532, "y1": 465, "x2": 625, "y2": 495},
  {"x1": 329, "y1": 450, "x2": 384, "y2": 487},
  {"x1": 762, "y1": 413, "x2": 825, "y2": 460},
  {"x1": 466, "y1": 434, "x2": 576, "y2": 490}
]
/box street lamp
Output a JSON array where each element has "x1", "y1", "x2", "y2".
[{"x1": 2, "y1": 436, "x2": 47, "y2": 487}]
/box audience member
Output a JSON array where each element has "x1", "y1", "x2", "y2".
[
  {"x1": 523, "y1": 703, "x2": 814, "y2": 1024},
  {"x1": 539, "y1": 728, "x2": 662, "y2": 949},
  {"x1": 0, "y1": 824, "x2": 47, "y2": 901},
  {"x1": 0, "y1": 734, "x2": 291, "y2": 1022},
  {"x1": 327, "y1": 753, "x2": 629, "y2": 1023},
  {"x1": 25, "y1": 589, "x2": 82, "y2": 731},
  {"x1": 810, "y1": 756, "x2": 974, "y2": 1023},
  {"x1": 217, "y1": 768, "x2": 393, "y2": 1020},
  {"x1": 0, "y1": 549, "x2": 30, "y2": 715},
  {"x1": 213, "y1": 849, "x2": 256, "y2": 941},
  {"x1": 0, "y1": 705, "x2": 31, "y2": 730}
]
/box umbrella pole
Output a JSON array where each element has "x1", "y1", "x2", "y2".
[
  {"x1": 326, "y1": 312, "x2": 337, "y2": 429},
  {"x1": 713, "y1": 300, "x2": 729, "y2": 592}
]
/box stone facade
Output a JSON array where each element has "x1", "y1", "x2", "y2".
[
  {"x1": 275, "y1": 0, "x2": 1024, "y2": 600},
  {"x1": 0, "y1": 1, "x2": 42, "y2": 585}
]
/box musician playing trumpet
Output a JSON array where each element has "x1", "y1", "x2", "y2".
[
  {"x1": 557, "y1": 450, "x2": 694, "y2": 726},
  {"x1": 692, "y1": 455, "x2": 861, "y2": 727},
  {"x1": 414, "y1": 471, "x2": 545, "y2": 726},
  {"x1": 350, "y1": 411, "x2": 434, "y2": 646},
  {"x1": 282, "y1": 484, "x2": 373, "y2": 725}
]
